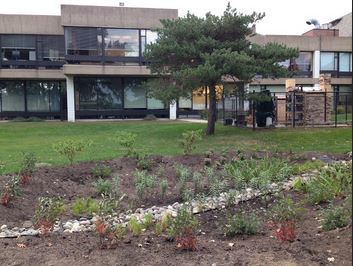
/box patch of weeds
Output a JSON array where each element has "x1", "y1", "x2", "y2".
[
  {"x1": 175, "y1": 164, "x2": 190, "y2": 196},
  {"x1": 142, "y1": 213, "x2": 154, "y2": 230},
  {"x1": 192, "y1": 172, "x2": 203, "y2": 195},
  {"x1": 224, "y1": 212, "x2": 261, "y2": 236},
  {"x1": 71, "y1": 197, "x2": 98, "y2": 217},
  {"x1": 155, "y1": 213, "x2": 172, "y2": 236},
  {"x1": 292, "y1": 160, "x2": 324, "y2": 175},
  {"x1": 179, "y1": 129, "x2": 202, "y2": 155},
  {"x1": 114, "y1": 224, "x2": 127, "y2": 240},
  {"x1": 92, "y1": 164, "x2": 112, "y2": 179}
]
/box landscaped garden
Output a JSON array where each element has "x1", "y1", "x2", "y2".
[{"x1": 0, "y1": 121, "x2": 352, "y2": 265}]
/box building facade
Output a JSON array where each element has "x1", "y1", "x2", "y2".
[{"x1": 0, "y1": 5, "x2": 351, "y2": 121}]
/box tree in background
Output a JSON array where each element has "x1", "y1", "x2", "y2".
[{"x1": 145, "y1": 3, "x2": 298, "y2": 135}]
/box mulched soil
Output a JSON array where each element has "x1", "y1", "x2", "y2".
[{"x1": 0, "y1": 151, "x2": 351, "y2": 265}]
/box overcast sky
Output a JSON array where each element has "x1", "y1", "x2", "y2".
[{"x1": 0, "y1": 0, "x2": 351, "y2": 35}]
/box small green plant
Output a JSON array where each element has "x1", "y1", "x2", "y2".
[
  {"x1": 322, "y1": 206, "x2": 351, "y2": 231},
  {"x1": 192, "y1": 172, "x2": 203, "y2": 195},
  {"x1": 226, "y1": 189, "x2": 237, "y2": 206},
  {"x1": 71, "y1": 197, "x2": 98, "y2": 216},
  {"x1": 95, "y1": 178, "x2": 113, "y2": 196},
  {"x1": 292, "y1": 177, "x2": 308, "y2": 192},
  {"x1": 155, "y1": 213, "x2": 172, "y2": 235},
  {"x1": 92, "y1": 165, "x2": 112, "y2": 179},
  {"x1": 53, "y1": 139, "x2": 91, "y2": 164},
  {"x1": 1, "y1": 176, "x2": 21, "y2": 206},
  {"x1": 182, "y1": 188, "x2": 194, "y2": 202},
  {"x1": 179, "y1": 129, "x2": 202, "y2": 155},
  {"x1": 97, "y1": 193, "x2": 125, "y2": 216},
  {"x1": 128, "y1": 216, "x2": 144, "y2": 236},
  {"x1": 224, "y1": 212, "x2": 260, "y2": 236},
  {"x1": 19, "y1": 152, "x2": 37, "y2": 184},
  {"x1": 0, "y1": 161, "x2": 4, "y2": 174},
  {"x1": 292, "y1": 160, "x2": 324, "y2": 175},
  {"x1": 306, "y1": 162, "x2": 352, "y2": 204},
  {"x1": 134, "y1": 170, "x2": 156, "y2": 200},
  {"x1": 34, "y1": 197, "x2": 65, "y2": 235},
  {"x1": 115, "y1": 224, "x2": 127, "y2": 240},
  {"x1": 175, "y1": 164, "x2": 190, "y2": 196},
  {"x1": 142, "y1": 213, "x2": 154, "y2": 230},
  {"x1": 160, "y1": 179, "x2": 168, "y2": 198},
  {"x1": 267, "y1": 197, "x2": 305, "y2": 242},
  {"x1": 225, "y1": 157, "x2": 292, "y2": 190},
  {"x1": 114, "y1": 131, "x2": 138, "y2": 157},
  {"x1": 206, "y1": 167, "x2": 227, "y2": 197},
  {"x1": 168, "y1": 206, "x2": 199, "y2": 251},
  {"x1": 137, "y1": 154, "x2": 153, "y2": 171}
]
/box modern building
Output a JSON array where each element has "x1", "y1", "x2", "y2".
[{"x1": 0, "y1": 5, "x2": 351, "y2": 121}]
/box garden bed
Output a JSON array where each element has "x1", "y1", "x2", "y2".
[{"x1": 0, "y1": 151, "x2": 351, "y2": 265}]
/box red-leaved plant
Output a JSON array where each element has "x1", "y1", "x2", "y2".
[
  {"x1": 267, "y1": 197, "x2": 304, "y2": 242},
  {"x1": 95, "y1": 219, "x2": 116, "y2": 249},
  {"x1": 176, "y1": 228, "x2": 197, "y2": 251}
]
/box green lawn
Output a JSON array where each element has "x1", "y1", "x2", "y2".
[{"x1": 0, "y1": 121, "x2": 351, "y2": 173}]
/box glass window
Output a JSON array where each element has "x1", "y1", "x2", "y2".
[
  {"x1": 179, "y1": 97, "x2": 192, "y2": 108},
  {"x1": 291, "y1": 52, "x2": 312, "y2": 72},
  {"x1": 192, "y1": 88, "x2": 207, "y2": 110},
  {"x1": 103, "y1": 29, "x2": 139, "y2": 57},
  {"x1": 147, "y1": 97, "x2": 164, "y2": 109},
  {"x1": 1, "y1": 35, "x2": 36, "y2": 61},
  {"x1": 97, "y1": 78, "x2": 123, "y2": 110},
  {"x1": 37, "y1": 36, "x2": 65, "y2": 61},
  {"x1": 27, "y1": 81, "x2": 61, "y2": 112},
  {"x1": 0, "y1": 81, "x2": 25, "y2": 111},
  {"x1": 339, "y1": 53, "x2": 351, "y2": 72},
  {"x1": 76, "y1": 78, "x2": 97, "y2": 110},
  {"x1": 65, "y1": 27, "x2": 101, "y2": 56},
  {"x1": 124, "y1": 79, "x2": 146, "y2": 108},
  {"x1": 320, "y1": 52, "x2": 338, "y2": 71}
]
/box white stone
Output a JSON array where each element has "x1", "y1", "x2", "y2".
[
  {"x1": 0, "y1": 225, "x2": 7, "y2": 231},
  {"x1": 63, "y1": 222, "x2": 73, "y2": 230}
]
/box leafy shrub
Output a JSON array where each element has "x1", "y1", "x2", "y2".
[
  {"x1": 128, "y1": 216, "x2": 144, "y2": 236},
  {"x1": 137, "y1": 154, "x2": 153, "y2": 171},
  {"x1": 53, "y1": 139, "x2": 91, "y2": 164},
  {"x1": 19, "y1": 152, "x2": 37, "y2": 184},
  {"x1": 95, "y1": 219, "x2": 116, "y2": 248},
  {"x1": 95, "y1": 178, "x2": 113, "y2": 195},
  {"x1": 306, "y1": 162, "x2": 352, "y2": 204},
  {"x1": 134, "y1": 170, "x2": 156, "y2": 200},
  {"x1": 322, "y1": 206, "x2": 351, "y2": 231},
  {"x1": 34, "y1": 197, "x2": 65, "y2": 235},
  {"x1": 1, "y1": 176, "x2": 21, "y2": 206},
  {"x1": 181, "y1": 188, "x2": 194, "y2": 202},
  {"x1": 92, "y1": 165, "x2": 112, "y2": 179},
  {"x1": 97, "y1": 193, "x2": 124, "y2": 216},
  {"x1": 224, "y1": 212, "x2": 260, "y2": 236},
  {"x1": 160, "y1": 179, "x2": 168, "y2": 198},
  {"x1": 267, "y1": 197, "x2": 305, "y2": 242},
  {"x1": 114, "y1": 131, "x2": 137, "y2": 158},
  {"x1": 168, "y1": 206, "x2": 199, "y2": 251},
  {"x1": 225, "y1": 157, "x2": 292, "y2": 190},
  {"x1": 71, "y1": 197, "x2": 98, "y2": 216},
  {"x1": 180, "y1": 130, "x2": 202, "y2": 155}
]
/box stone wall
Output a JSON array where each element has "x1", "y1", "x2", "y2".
[{"x1": 304, "y1": 92, "x2": 333, "y2": 125}]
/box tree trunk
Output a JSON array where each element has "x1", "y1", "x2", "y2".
[{"x1": 206, "y1": 85, "x2": 217, "y2": 135}]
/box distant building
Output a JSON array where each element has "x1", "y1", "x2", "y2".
[{"x1": 0, "y1": 6, "x2": 351, "y2": 121}]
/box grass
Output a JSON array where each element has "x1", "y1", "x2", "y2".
[{"x1": 0, "y1": 121, "x2": 351, "y2": 173}]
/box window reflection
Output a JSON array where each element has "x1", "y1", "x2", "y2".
[
  {"x1": 1, "y1": 35, "x2": 36, "y2": 61},
  {"x1": 103, "y1": 29, "x2": 139, "y2": 57},
  {"x1": 0, "y1": 81, "x2": 25, "y2": 111}
]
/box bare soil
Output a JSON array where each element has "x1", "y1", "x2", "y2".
[{"x1": 0, "y1": 151, "x2": 351, "y2": 265}]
